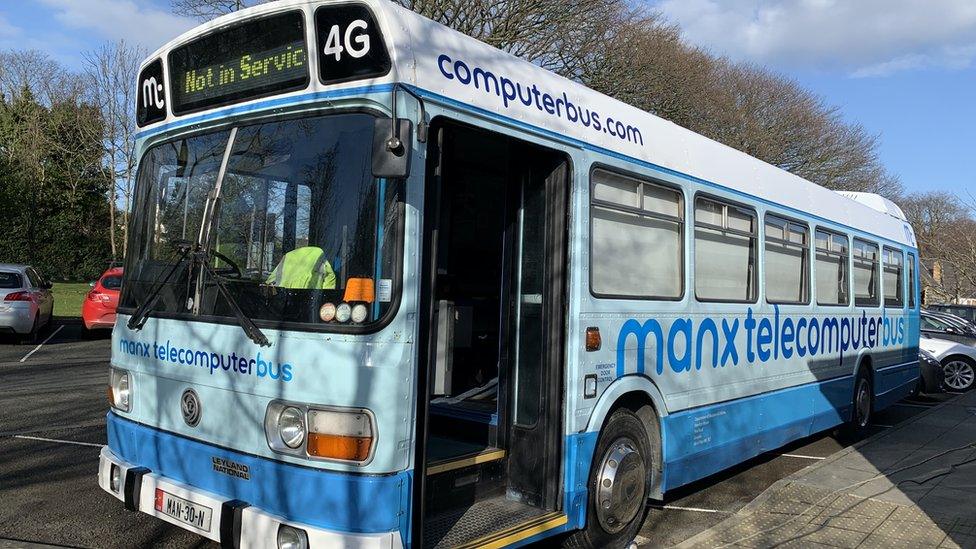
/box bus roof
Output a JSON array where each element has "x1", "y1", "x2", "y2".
[{"x1": 140, "y1": 0, "x2": 916, "y2": 248}]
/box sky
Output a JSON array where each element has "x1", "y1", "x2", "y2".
[
  {"x1": 0, "y1": 0, "x2": 972, "y2": 197},
  {"x1": 648, "y1": 0, "x2": 976, "y2": 197}
]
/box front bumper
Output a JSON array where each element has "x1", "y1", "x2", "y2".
[{"x1": 98, "y1": 446, "x2": 403, "y2": 548}]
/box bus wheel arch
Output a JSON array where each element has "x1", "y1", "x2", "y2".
[
  {"x1": 585, "y1": 376, "x2": 667, "y2": 493},
  {"x1": 849, "y1": 356, "x2": 875, "y2": 434}
]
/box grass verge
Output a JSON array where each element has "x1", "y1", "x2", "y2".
[{"x1": 53, "y1": 282, "x2": 91, "y2": 318}]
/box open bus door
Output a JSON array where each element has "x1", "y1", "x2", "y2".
[{"x1": 413, "y1": 120, "x2": 568, "y2": 548}]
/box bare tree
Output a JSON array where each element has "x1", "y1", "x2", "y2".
[
  {"x1": 171, "y1": 0, "x2": 269, "y2": 20},
  {"x1": 84, "y1": 40, "x2": 145, "y2": 260},
  {"x1": 899, "y1": 191, "x2": 976, "y2": 302},
  {"x1": 402, "y1": 0, "x2": 904, "y2": 198},
  {"x1": 0, "y1": 50, "x2": 78, "y2": 105},
  {"x1": 396, "y1": 0, "x2": 633, "y2": 77},
  {"x1": 580, "y1": 13, "x2": 716, "y2": 131}
]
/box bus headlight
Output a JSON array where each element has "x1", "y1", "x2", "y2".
[
  {"x1": 265, "y1": 402, "x2": 375, "y2": 463},
  {"x1": 277, "y1": 407, "x2": 306, "y2": 449},
  {"x1": 277, "y1": 525, "x2": 308, "y2": 549},
  {"x1": 109, "y1": 369, "x2": 131, "y2": 412}
]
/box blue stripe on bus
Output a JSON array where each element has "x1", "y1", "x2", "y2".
[
  {"x1": 134, "y1": 84, "x2": 396, "y2": 139},
  {"x1": 135, "y1": 83, "x2": 915, "y2": 250},
  {"x1": 658, "y1": 362, "x2": 917, "y2": 490},
  {"x1": 106, "y1": 412, "x2": 411, "y2": 537}
]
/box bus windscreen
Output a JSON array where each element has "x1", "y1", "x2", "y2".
[{"x1": 168, "y1": 10, "x2": 309, "y2": 115}]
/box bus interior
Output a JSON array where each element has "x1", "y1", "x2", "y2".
[{"x1": 419, "y1": 120, "x2": 568, "y2": 547}]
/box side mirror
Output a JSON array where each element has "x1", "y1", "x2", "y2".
[
  {"x1": 42, "y1": 281, "x2": 53, "y2": 289},
  {"x1": 946, "y1": 327, "x2": 958, "y2": 334},
  {"x1": 89, "y1": 281, "x2": 96, "y2": 288},
  {"x1": 372, "y1": 118, "x2": 413, "y2": 179}
]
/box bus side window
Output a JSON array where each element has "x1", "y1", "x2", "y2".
[
  {"x1": 882, "y1": 246, "x2": 904, "y2": 308},
  {"x1": 907, "y1": 252, "x2": 917, "y2": 309},
  {"x1": 764, "y1": 214, "x2": 809, "y2": 305},
  {"x1": 814, "y1": 229, "x2": 849, "y2": 306},
  {"x1": 694, "y1": 196, "x2": 758, "y2": 303},
  {"x1": 589, "y1": 168, "x2": 684, "y2": 299},
  {"x1": 853, "y1": 238, "x2": 880, "y2": 308}
]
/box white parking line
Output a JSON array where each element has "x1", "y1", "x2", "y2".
[
  {"x1": 649, "y1": 504, "x2": 731, "y2": 514},
  {"x1": 18, "y1": 325, "x2": 64, "y2": 363},
  {"x1": 11, "y1": 434, "x2": 102, "y2": 448},
  {"x1": 780, "y1": 453, "x2": 826, "y2": 460},
  {"x1": 872, "y1": 423, "x2": 895, "y2": 428}
]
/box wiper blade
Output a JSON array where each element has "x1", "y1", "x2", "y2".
[
  {"x1": 126, "y1": 241, "x2": 193, "y2": 330},
  {"x1": 196, "y1": 250, "x2": 270, "y2": 347}
]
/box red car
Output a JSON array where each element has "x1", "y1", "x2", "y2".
[{"x1": 82, "y1": 267, "x2": 122, "y2": 330}]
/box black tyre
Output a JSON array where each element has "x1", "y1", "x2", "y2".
[
  {"x1": 942, "y1": 356, "x2": 976, "y2": 392},
  {"x1": 845, "y1": 370, "x2": 874, "y2": 437},
  {"x1": 563, "y1": 408, "x2": 656, "y2": 549}
]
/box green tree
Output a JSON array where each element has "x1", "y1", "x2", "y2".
[{"x1": 0, "y1": 84, "x2": 112, "y2": 280}]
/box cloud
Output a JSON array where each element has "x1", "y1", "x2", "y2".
[
  {"x1": 652, "y1": 0, "x2": 976, "y2": 77},
  {"x1": 36, "y1": 0, "x2": 196, "y2": 53},
  {"x1": 0, "y1": 14, "x2": 23, "y2": 41}
]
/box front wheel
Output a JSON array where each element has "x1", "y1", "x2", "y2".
[
  {"x1": 942, "y1": 357, "x2": 975, "y2": 392},
  {"x1": 564, "y1": 408, "x2": 655, "y2": 549}
]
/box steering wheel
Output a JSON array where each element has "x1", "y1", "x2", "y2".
[{"x1": 210, "y1": 250, "x2": 242, "y2": 279}]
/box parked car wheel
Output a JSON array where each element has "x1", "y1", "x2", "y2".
[{"x1": 942, "y1": 356, "x2": 975, "y2": 392}]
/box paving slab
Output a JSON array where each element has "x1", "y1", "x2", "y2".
[{"x1": 675, "y1": 391, "x2": 976, "y2": 548}]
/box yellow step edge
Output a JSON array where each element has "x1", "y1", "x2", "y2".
[
  {"x1": 458, "y1": 512, "x2": 568, "y2": 549},
  {"x1": 426, "y1": 449, "x2": 506, "y2": 476}
]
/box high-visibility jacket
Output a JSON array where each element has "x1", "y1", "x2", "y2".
[{"x1": 265, "y1": 246, "x2": 337, "y2": 290}]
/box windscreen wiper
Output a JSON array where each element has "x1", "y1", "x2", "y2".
[
  {"x1": 126, "y1": 240, "x2": 193, "y2": 330},
  {"x1": 194, "y1": 249, "x2": 270, "y2": 347}
]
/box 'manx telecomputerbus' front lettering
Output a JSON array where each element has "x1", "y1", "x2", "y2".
[{"x1": 107, "y1": 2, "x2": 921, "y2": 548}]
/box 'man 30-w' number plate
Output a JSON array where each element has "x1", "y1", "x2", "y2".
[{"x1": 155, "y1": 488, "x2": 213, "y2": 532}]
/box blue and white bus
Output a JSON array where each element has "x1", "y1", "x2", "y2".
[{"x1": 98, "y1": 1, "x2": 921, "y2": 547}]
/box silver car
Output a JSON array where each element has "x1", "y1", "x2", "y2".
[{"x1": 0, "y1": 264, "x2": 54, "y2": 341}]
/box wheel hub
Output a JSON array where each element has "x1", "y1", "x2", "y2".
[
  {"x1": 595, "y1": 438, "x2": 646, "y2": 534},
  {"x1": 944, "y1": 361, "x2": 975, "y2": 391}
]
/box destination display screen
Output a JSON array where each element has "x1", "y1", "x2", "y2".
[{"x1": 168, "y1": 10, "x2": 309, "y2": 115}]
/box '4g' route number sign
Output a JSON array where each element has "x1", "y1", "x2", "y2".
[{"x1": 315, "y1": 5, "x2": 390, "y2": 85}]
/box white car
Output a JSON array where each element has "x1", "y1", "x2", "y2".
[
  {"x1": 0, "y1": 264, "x2": 54, "y2": 342},
  {"x1": 920, "y1": 335, "x2": 976, "y2": 392}
]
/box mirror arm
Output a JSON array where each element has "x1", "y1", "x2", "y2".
[{"x1": 390, "y1": 83, "x2": 428, "y2": 150}]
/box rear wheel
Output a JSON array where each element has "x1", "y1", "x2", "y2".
[
  {"x1": 942, "y1": 357, "x2": 975, "y2": 392},
  {"x1": 564, "y1": 408, "x2": 655, "y2": 549},
  {"x1": 843, "y1": 371, "x2": 873, "y2": 438}
]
